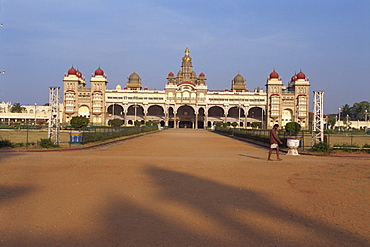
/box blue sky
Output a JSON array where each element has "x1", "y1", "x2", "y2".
[{"x1": 0, "y1": 0, "x2": 369, "y2": 114}]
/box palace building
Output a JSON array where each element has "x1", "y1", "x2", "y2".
[{"x1": 62, "y1": 47, "x2": 310, "y2": 129}]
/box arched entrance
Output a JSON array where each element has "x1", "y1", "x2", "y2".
[
  {"x1": 197, "y1": 107, "x2": 205, "y2": 129},
  {"x1": 78, "y1": 105, "x2": 90, "y2": 117},
  {"x1": 107, "y1": 104, "x2": 124, "y2": 117},
  {"x1": 177, "y1": 105, "x2": 195, "y2": 128},
  {"x1": 208, "y1": 106, "x2": 224, "y2": 127},
  {"x1": 282, "y1": 109, "x2": 293, "y2": 127},
  {"x1": 147, "y1": 105, "x2": 165, "y2": 124},
  {"x1": 228, "y1": 106, "x2": 245, "y2": 127},
  {"x1": 248, "y1": 107, "x2": 264, "y2": 128}
]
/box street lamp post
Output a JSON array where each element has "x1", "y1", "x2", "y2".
[
  {"x1": 34, "y1": 103, "x2": 37, "y2": 126},
  {"x1": 134, "y1": 103, "x2": 138, "y2": 125},
  {"x1": 238, "y1": 104, "x2": 241, "y2": 128}
]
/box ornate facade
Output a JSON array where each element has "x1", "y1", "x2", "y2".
[{"x1": 62, "y1": 47, "x2": 310, "y2": 129}]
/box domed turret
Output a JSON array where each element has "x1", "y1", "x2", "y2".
[
  {"x1": 291, "y1": 74, "x2": 298, "y2": 82},
  {"x1": 126, "y1": 71, "x2": 142, "y2": 90},
  {"x1": 231, "y1": 72, "x2": 247, "y2": 92},
  {"x1": 68, "y1": 66, "x2": 77, "y2": 76},
  {"x1": 94, "y1": 67, "x2": 104, "y2": 76},
  {"x1": 76, "y1": 70, "x2": 82, "y2": 78},
  {"x1": 297, "y1": 71, "x2": 306, "y2": 80},
  {"x1": 269, "y1": 70, "x2": 279, "y2": 79}
]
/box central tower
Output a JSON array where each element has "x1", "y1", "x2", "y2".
[{"x1": 176, "y1": 47, "x2": 198, "y2": 84}]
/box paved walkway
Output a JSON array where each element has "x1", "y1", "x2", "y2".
[{"x1": 1, "y1": 129, "x2": 369, "y2": 246}]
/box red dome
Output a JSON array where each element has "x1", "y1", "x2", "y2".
[
  {"x1": 168, "y1": 72, "x2": 174, "y2": 76},
  {"x1": 76, "y1": 70, "x2": 82, "y2": 78},
  {"x1": 269, "y1": 71, "x2": 279, "y2": 79},
  {"x1": 297, "y1": 71, "x2": 306, "y2": 80},
  {"x1": 94, "y1": 67, "x2": 104, "y2": 76},
  {"x1": 144, "y1": 87, "x2": 148, "y2": 90},
  {"x1": 225, "y1": 88, "x2": 229, "y2": 92},
  {"x1": 291, "y1": 74, "x2": 298, "y2": 82},
  {"x1": 68, "y1": 67, "x2": 77, "y2": 75},
  {"x1": 199, "y1": 72, "x2": 205, "y2": 77}
]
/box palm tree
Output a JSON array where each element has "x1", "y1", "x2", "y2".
[{"x1": 10, "y1": 103, "x2": 26, "y2": 113}]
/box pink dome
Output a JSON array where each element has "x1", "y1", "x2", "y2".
[
  {"x1": 297, "y1": 71, "x2": 306, "y2": 80},
  {"x1": 68, "y1": 67, "x2": 77, "y2": 75},
  {"x1": 76, "y1": 70, "x2": 82, "y2": 78},
  {"x1": 269, "y1": 71, "x2": 279, "y2": 79},
  {"x1": 94, "y1": 67, "x2": 104, "y2": 76}
]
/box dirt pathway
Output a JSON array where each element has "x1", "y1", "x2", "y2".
[{"x1": 1, "y1": 129, "x2": 369, "y2": 246}]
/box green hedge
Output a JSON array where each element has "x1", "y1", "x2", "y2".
[{"x1": 81, "y1": 126, "x2": 158, "y2": 144}]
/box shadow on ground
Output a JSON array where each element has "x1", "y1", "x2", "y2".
[{"x1": 2, "y1": 166, "x2": 369, "y2": 246}]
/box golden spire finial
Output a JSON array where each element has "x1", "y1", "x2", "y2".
[{"x1": 185, "y1": 46, "x2": 189, "y2": 55}]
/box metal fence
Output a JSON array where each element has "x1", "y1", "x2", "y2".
[{"x1": 215, "y1": 127, "x2": 370, "y2": 150}]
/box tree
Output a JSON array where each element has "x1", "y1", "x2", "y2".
[
  {"x1": 231, "y1": 122, "x2": 238, "y2": 128},
  {"x1": 145, "y1": 120, "x2": 153, "y2": 126},
  {"x1": 110, "y1": 118, "x2": 123, "y2": 127},
  {"x1": 70, "y1": 116, "x2": 89, "y2": 129},
  {"x1": 134, "y1": 120, "x2": 141, "y2": 127},
  {"x1": 10, "y1": 103, "x2": 26, "y2": 113},
  {"x1": 340, "y1": 101, "x2": 369, "y2": 120}
]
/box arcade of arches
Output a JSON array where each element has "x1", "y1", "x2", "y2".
[{"x1": 101, "y1": 104, "x2": 264, "y2": 129}]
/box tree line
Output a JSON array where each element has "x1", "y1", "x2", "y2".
[
  {"x1": 339, "y1": 101, "x2": 369, "y2": 121},
  {"x1": 327, "y1": 101, "x2": 369, "y2": 127}
]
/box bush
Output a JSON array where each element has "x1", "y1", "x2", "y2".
[
  {"x1": 0, "y1": 139, "x2": 13, "y2": 148},
  {"x1": 231, "y1": 122, "x2": 238, "y2": 128},
  {"x1": 312, "y1": 142, "x2": 331, "y2": 153},
  {"x1": 251, "y1": 122, "x2": 261, "y2": 129},
  {"x1": 285, "y1": 122, "x2": 301, "y2": 136},
  {"x1": 70, "y1": 116, "x2": 89, "y2": 129},
  {"x1": 39, "y1": 138, "x2": 59, "y2": 148},
  {"x1": 110, "y1": 118, "x2": 123, "y2": 127}
]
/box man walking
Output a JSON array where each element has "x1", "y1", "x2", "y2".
[{"x1": 268, "y1": 124, "x2": 283, "y2": 161}]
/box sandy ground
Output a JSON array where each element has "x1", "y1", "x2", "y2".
[{"x1": 0, "y1": 129, "x2": 369, "y2": 247}]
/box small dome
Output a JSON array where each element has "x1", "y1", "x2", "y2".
[
  {"x1": 225, "y1": 88, "x2": 229, "y2": 92},
  {"x1": 94, "y1": 67, "x2": 104, "y2": 76},
  {"x1": 68, "y1": 67, "x2": 77, "y2": 75},
  {"x1": 297, "y1": 71, "x2": 306, "y2": 80},
  {"x1": 233, "y1": 73, "x2": 245, "y2": 84},
  {"x1": 144, "y1": 87, "x2": 148, "y2": 90},
  {"x1": 129, "y1": 72, "x2": 140, "y2": 80},
  {"x1": 291, "y1": 74, "x2": 298, "y2": 82},
  {"x1": 76, "y1": 70, "x2": 82, "y2": 78},
  {"x1": 199, "y1": 72, "x2": 205, "y2": 77},
  {"x1": 168, "y1": 71, "x2": 174, "y2": 77},
  {"x1": 269, "y1": 71, "x2": 279, "y2": 79}
]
